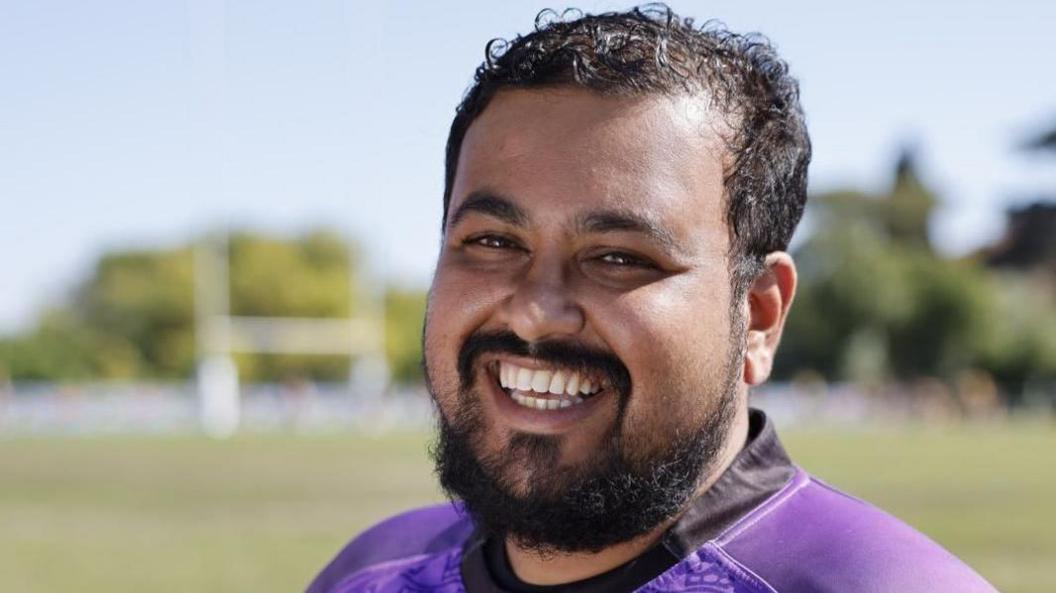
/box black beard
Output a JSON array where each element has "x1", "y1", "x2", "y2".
[{"x1": 426, "y1": 329, "x2": 741, "y2": 554}]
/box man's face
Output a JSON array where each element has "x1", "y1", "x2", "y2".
[{"x1": 424, "y1": 88, "x2": 747, "y2": 549}]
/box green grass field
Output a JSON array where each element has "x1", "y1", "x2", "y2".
[{"x1": 2, "y1": 422, "x2": 1053, "y2": 592}]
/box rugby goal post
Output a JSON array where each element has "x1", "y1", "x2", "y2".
[{"x1": 193, "y1": 233, "x2": 387, "y2": 438}]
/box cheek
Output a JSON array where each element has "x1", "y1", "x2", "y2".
[
  {"x1": 423, "y1": 265, "x2": 509, "y2": 404},
  {"x1": 600, "y1": 275, "x2": 732, "y2": 430},
  {"x1": 422, "y1": 282, "x2": 463, "y2": 407}
]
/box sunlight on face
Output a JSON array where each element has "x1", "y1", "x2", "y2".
[{"x1": 426, "y1": 88, "x2": 744, "y2": 490}]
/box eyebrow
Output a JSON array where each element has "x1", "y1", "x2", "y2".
[
  {"x1": 447, "y1": 191, "x2": 529, "y2": 230},
  {"x1": 447, "y1": 192, "x2": 687, "y2": 257},
  {"x1": 577, "y1": 209, "x2": 687, "y2": 256}
]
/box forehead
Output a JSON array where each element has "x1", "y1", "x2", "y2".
[{"x1": 451, "y1": 88, "x2": 730, "y2": 247}]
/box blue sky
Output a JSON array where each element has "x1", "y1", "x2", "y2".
[{"x1": 2, "y1": 0, "x2": 1054, "y2": 333}]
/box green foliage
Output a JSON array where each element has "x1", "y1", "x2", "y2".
[
  {"x1": 887, "y1": 150, "x2": 937, "y2": 248},
  {"x1": 777, "y1": 163, "x2": 1056, "y2": 400},
  {"x1": 972, "y1": 274, "x2": 1056, "y2": 400},
  {"x1": 384, "y1": 288, "x2": 427, "y2": 385},
  {"x1": 77, "y1": 247, "x2": 196, "y2": 378},
  {"x1": 226, "y1": 230, "x2": 357, "y2": 383},
  {"x1": 229, "y1": 231, "x2": 354, "y2": 318},
  {"x1": 0, "y1": 230, "x2": 430, "y2": 385},
  {"x1": 0, "y1": 311, "x2": 136, "y2": 381}
]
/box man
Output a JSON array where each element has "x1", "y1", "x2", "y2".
[{"x1": 309, "y1": 6, "x2": 997, "y2": 593}]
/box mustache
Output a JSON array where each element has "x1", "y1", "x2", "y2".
[{"x1": 457, "y1": 329, "x2": 632, "y2": 397}]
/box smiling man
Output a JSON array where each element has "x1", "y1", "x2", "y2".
[{"x1": 308, "y1": 6, "x2": 997, "y2": 593}]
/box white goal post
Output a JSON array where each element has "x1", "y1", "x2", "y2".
[{"x1": 193, "y1": 233, "x2": 387, "y2": 438}]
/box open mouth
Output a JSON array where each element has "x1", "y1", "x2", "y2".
[{"x1": 488, "y1": 360, "x2": 607, "y2": 411}]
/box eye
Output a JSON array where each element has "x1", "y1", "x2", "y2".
[
  {"x1": 597, "y1": 251, "x2": 655, "y2": 269},
  {"x1": 463, "y1": 234, "x2": 521, "y2": 251}
]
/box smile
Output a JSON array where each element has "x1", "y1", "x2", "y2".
[{"x1": 492, "y1": 360, "x2": 606, "y2": 411}]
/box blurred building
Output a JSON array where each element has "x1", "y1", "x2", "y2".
[
  {"x1": 984, "y1": 202, "x2": 1056, "y2": 274},
  {"x1": 985, "y1": 122, "x2": 1056, "y2": 275}
]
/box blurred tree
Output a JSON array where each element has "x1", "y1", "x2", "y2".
[
  {"x1": 778, "y1": 191, "x2": 917, "y2": 382},
  {"x1": 973, "y1": 273, "x2": 1056, "y2": 403},
  {"x1": 777, "y1": 151, "x2": 1056, "y2": 402},
  {"x1": 229, "y1": 230, "x2": 354, "y2": 318},
  {"x1": 76, "y1": 246, "x2": 196, "y2": 378},
  {"x1": 979, "y1": 119, "x2": 1056, "y2": 401},
  {"x1": 0, "y1": 230, "x2": 430, "y2": 385},
  {"x1": 886, "y1": 148, "x2": 936, "y2": 249},
  {"x1": 226, "y1": 230, "x2": 356, "y2": 382},
  {"x1": 0, "y1": 310, "x2": 138, "y2": 380},
  {"x1": 384, "y1": 287, "x2": 427, "y2": 385}
]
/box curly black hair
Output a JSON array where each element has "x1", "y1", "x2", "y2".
[{"x1": 443, "y1": 4, "x2": 811, "y2": 293}]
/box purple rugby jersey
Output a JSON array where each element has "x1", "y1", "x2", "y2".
[{"x1": 308, "y1": 413, "x2": 998, "y2": 593}]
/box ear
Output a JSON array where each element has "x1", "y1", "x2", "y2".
[{"x1": 742, "y1": 252, "x2": 797, "y2": 386}]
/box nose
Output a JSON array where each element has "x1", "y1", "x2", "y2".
[{"x1": 501, "y1": 257, "x2": 585, "y2": 343}]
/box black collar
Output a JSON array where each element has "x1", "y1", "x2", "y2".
[{"x1": 661, "y1": 408, "x2": 795, "y2": 557}]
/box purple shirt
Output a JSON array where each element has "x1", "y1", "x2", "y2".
[{"x1": 308, "y1": 412, "x2": 998, "y2": 593}]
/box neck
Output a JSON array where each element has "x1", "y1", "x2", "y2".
[{"x1": 505, "y1": 406, "x2": 751, "y2": 586}]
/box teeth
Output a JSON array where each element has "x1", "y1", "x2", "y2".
[
  {"x1": 506, "y1": 390, "x2": 587, "y2": 411},
  {"x1": 516, "y1": 368, "x2": 533, "y2": 391},
  {"x1": 531, "y1": 370, "x2": 553, "y2": 393},
  {"x1": 548, "y1": 371, "x2": 566, "y2": 395},
  {"x1": 564, "y1": 373, "x2": 580, "y2": 396},
  {"x1": 496, "y1": 360, "x2": 603, "y2": 412}
]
